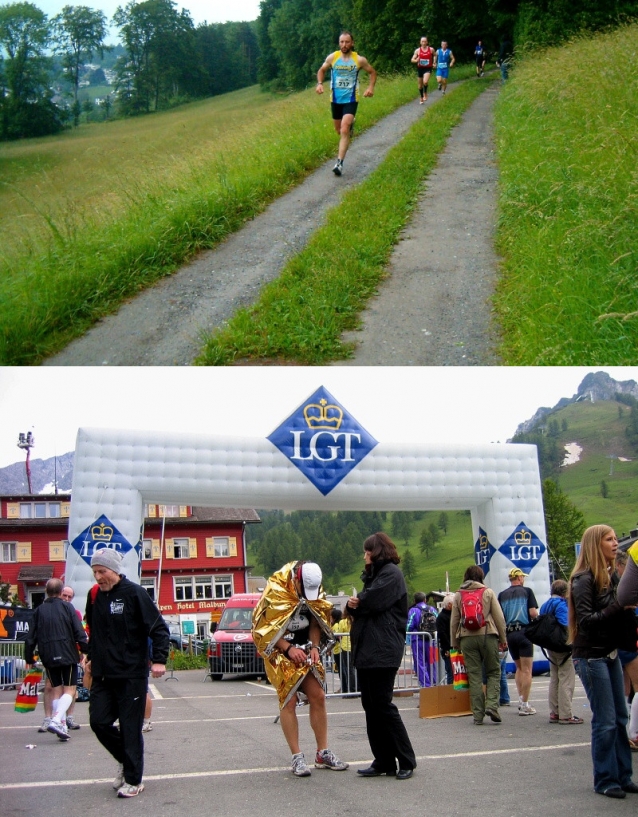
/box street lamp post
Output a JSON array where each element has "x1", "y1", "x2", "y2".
[{"x1": 17, "y1": 431, "x2": 35, "y2": 494}]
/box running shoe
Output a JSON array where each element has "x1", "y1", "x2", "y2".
[
  {"x1": 559, "y1": 716, "x2": 584, "y2": 724},
  {"x1": 333, "y1": 159, "x2": 343, "y2": 177},
  {"x1": 47, "y1": 718, "x2": 69, "y2": 740},
  {"x1": 549, "y1": 712, "x2": 559, "y2": 723},
  {"x1": 117, "y1": 783, "x2": 144, "y2": 798},
  {"x1": 291, "y1": 752, "x2": 311, "y2": 777},
  {"x1": 315, "y1": 748, "x2": 349, "y2": 771},
  {"x1": 437, "y1": 82, "x2": 442, "y2": 90},
  {"x1": 486, "y1": 708, "x2": 502, "y2": 723},
  {"x1": 519, "y1": 703, "x2": 536, "y2": 716},
  {"x1": 66, "y1": 716, "x2": 81, "y2": 730},
  {"x1": 142, "y1": 720, "x2": 153, "y2": 733},
  {"x1": 419, "y1": 98, "x2": 424, "y2": 104},
  {"x1": 38, "y1": 717, "x2": 52, "y2": 733},
  {"x1": 113, "y1": 763, "x2": 125, "y2": 790}
]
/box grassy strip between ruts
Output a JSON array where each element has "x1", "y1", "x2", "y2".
[
  {"x1": 0, "y1": 76, "x2": 423, "y2": 365},
  {"x1": 196, "y1": 76, "x2": 494, "y2": 365},
  {"x1": 493, "y1": 23, "x2": 638, "y2": 364}
]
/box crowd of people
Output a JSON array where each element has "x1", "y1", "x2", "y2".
[{"x1": 22, "y1": 522, "x2": 638, "y2": 800}]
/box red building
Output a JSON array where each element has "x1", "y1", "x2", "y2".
[{"x1": 0, "y1": 494, "x2": 260, "y2": 636}]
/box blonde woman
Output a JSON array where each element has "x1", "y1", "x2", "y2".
[{"x1": 569, "y1": 525, "x2": 638, "y2": 798}]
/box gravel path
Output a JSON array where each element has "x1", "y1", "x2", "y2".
[
  {"x1": 335, "y1": 84, "x2": 501, "y2": 366},
  {"x1": 44, "y1": 82, "x2": 500, "y2": 367}
]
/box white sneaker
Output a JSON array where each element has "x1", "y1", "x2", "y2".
[
  {"x1": 142, "y1": 720, "x2": 153, "y2": 733},
  {"x1": 47, "y1": 718, "x2": 69, "y2": 740},
  {"x1": 113, "y1": 763, "x2": 125, "y2": 790},
  {"x1": 291, "y1": 752, "x2": 311, "y2": 777},
  {"x1": 117, "y1": 783, "x2": 144, "y2": 798},
  {"x1": 38, "y1": 717, "x2": 52, "y2": 733},
  {"x1": 519, "y1": 703, "x2": 537, "y2": 716}
]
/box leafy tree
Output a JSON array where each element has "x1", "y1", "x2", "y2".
[
  {"x1": 438, "y1": 511, "x2": 449, "y2": 534},
  {"x1": 51, "y1": 4, "x2": 107, "y2": 124},
  {"x1": 391, "y1": 512, "x2": 412, "y2": 546},
  {"x1": 542, "y1": 478, "x2": 587, "y2": 579},
  {"x1": 0, "y1": 1, "x2": 62, "y2": 139},
  {"x1": 600, "y1": 480, "x2": 609, "y2": 499},
  {"x1": 419, "y1": 522, "x2": 441, "y2": 557}
]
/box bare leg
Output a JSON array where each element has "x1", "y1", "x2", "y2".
[
  {"x1": 279, "y1": 695, "x2": 301, "y2": 755},
  {"x1": 338, "y1": 114, "x2": 355, "y2": 161},
  {"x1": 302, "y1": 674, "x2": 328, "y2": 751}
]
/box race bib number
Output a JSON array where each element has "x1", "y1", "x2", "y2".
[{"x1": 419, "y1": 59, "x2": 430, "y2": 66}]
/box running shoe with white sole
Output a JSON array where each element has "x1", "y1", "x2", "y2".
[
  {"x1": 38, "y1": 717, "x2": 52, "y2": 733},
  {"x1": 519, "y1": 703, "x2": 537, "y2": 716},
  {"x1": 315, "y1": 749, "x2": 349, "y2": 770},
  {"x1": 113, "y1": 763, "x2": 125, "y2": 790},
  {"x1": 117, "y1": 783, "x2": 144, "y2": 798},
  {"x1": 47, "y1": 719, "x2": 69, "y2": 740},
  {"x1": 291, "y1": 752, "x2": 311, "y2": 777},
  {"x1": 66, "y1": 716, "x2": 81, "y2": 730},
  {"x1": 333, "y1": 159, "x2": 343, "y2": 177},
  {"x1": 142, "y1": 720, "x2": 153, "y2": 733}
]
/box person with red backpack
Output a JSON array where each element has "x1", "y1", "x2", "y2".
[{"x1": 450, "y1": 565, "x2": 507, "y2": 725}]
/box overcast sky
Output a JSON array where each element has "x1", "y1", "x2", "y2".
[
  {"x1": 34, "y1": 0, "x2": 260, "y2": 36},
  {"x1": 2, "y1": 367, "x2": 636, "y2": 469}
]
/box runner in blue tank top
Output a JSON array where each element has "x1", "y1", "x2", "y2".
[
  {"x1": 435, "y1": 41, "x2": 455, "y2": 94},
  {"x1": 316, "y1": 31, "x2": 377, "y2": 177}
]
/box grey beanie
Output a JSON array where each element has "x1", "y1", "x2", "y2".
[{"x1": 91, "y1": 547, "x2": 123, "y2": 574}]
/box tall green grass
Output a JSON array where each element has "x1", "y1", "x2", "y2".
[
  {"x1": 493, "y1": 24, "x2": 638, "y2": 364},
  {"x1": 0, "y1": 77, "x2": 421, "y2": 364},
  {"x1": 197, "y1": 75, "x2": 493, "y2": 364}
]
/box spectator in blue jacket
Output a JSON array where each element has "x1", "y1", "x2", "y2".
[{"x1": 540, "y1": 580, "x2": 583, "y2": 725}]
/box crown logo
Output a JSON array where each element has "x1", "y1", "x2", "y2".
[
  {"x1": 303, "y1": 398, "x2": 343, "y2": 430},
  {"x1": 514, "y1": 529, "x2": 532, "y2": 546},
  {"x1": 91, "y1": 523, "x2": 114, "y2": 542},
  {"x1": 479, "y1": 534, "x2": 489, "y2": 550}
]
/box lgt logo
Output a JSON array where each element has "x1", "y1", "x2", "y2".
[
  {"x1": 268, "y1": 386, "x2": 377, "y2": 495},
  {"x1": 498, "y1": 523, "x2": 546, "y2": 574}
]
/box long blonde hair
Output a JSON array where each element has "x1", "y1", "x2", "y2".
[{"x1": 567, "y1": 524, "x2": 615, "y2": 643}]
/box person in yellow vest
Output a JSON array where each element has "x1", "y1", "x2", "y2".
[
  {"x1": 316, "y1": 31, "x2": 377, "y2": 176},
  {"x1": 331, "y1": 607, "x2": 356, "y2": 692}
]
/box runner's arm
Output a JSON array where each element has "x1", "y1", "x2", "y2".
[
  {"x1": 316, "y1": 55, "x2": 333, "y2": 94},
  {"x1": 358, "y1": 56, "x2": 377, "y2": 97},
  {"x1": 450, "y1": 51, "x2": 456, "y2": 67},
  {"x1": 411, "y1": 49, "x2": 419, "y2": 64}
]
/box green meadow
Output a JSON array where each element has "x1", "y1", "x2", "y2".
[{"x1": 2, "y1": 21, "x2": 637, "y2": 365}]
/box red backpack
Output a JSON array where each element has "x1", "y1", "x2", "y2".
[{"x1": 459, "y1": 588, "x2": 486, "y2": 630}]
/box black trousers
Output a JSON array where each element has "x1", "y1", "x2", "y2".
[
  {"x1": 357, "y1": 667, "x2": 416, "y2": 772},
  {"x1": 89, "y1": 677, "x2": 147, "y2": 786}
]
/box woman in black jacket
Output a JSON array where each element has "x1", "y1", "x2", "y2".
[
  {"x1": 346, "y1": 532, "x2": 416, "y2": 780},
  {"x1": 569, "y1": 524, "x2": 638, "y2": 799}
]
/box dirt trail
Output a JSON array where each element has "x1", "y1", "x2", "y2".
[
  {"x1": 44, "y1": 82, "x2": 500, "y2": 367},
  {"x1": 335, "y1": 84, "x2": 501, "y2": 365}
]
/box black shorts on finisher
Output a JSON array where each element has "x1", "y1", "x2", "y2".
[
  {"x1": 417, "y1": 66, "x2": 432, "y2": 78},
  {"x1": 331, "y1": 101, "x2": 358, "y2": 121},
  {"x1": 506, "y1": 628, "x2": 534, "y2": 661},
  {"x1": 46, "y1": 664, "x2": 79, "y2": 688}
]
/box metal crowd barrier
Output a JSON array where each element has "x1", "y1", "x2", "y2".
[
  {"x1": 0, "y1": 640, "x2": 28, "y2": 690},
  {"x1": 323, "y1": 631, "x2": 441, "y2": 699}
]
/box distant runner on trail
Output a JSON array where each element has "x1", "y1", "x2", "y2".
[
  {"x1": 435, "y1": 41, "x2": 455, "y2": 94},
  {"x1": 316, "y1": 31, "x2": 377, "y2": 177},
  {"x1": 474, "y1": 40, "x2": 487, "y2": 77},
  {"x1": 411, "y1": 36, "x2": 436, "y2": 104}
]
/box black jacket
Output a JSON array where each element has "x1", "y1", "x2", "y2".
[
  {"x1": 86, "y1": 576, "x2": 169, "y2": 679},
  {"x1": 24, "y1": 597, "x2": 88, "y2": 667},
  {"x1": 436, "y1": 607, "x2": 452, "y2": 655},
  {"x1": 571, "y1": 569, "x2": 634, "y2": 658},
  {"x1": 347, "y1": 561, "x2": 408, "y2": 669}
]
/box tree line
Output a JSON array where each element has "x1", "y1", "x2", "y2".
[
  {"x1": 257, "y1": 0, "x2": 638, "y2": 90},
  {"x1": 0, "y1": 0, "x2": 258, "y2": 140}
]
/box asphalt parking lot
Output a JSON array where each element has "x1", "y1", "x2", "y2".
[{"x1": 1, "y1": 670, "x2": 635, "y2": 817}]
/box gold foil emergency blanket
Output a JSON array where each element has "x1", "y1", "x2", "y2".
[{"x1": 252, "y1": 561, "x2": 334, "y2": 709}]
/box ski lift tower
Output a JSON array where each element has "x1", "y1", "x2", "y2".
[{"x1": 17, "y1": 431, "x2": 35, "y2": 494}]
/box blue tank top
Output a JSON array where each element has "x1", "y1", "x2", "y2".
[{"x1": 329, "y1": 51, "x2": 360, "y2": 104}]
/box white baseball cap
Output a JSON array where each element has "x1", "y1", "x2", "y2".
[{"x1": 301, "y1": 562, "x2": 322, "y2": 600}]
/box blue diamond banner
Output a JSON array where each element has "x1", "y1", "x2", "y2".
[
  {"x1": 498, "y1": 522, "x2": 546, "y2": 574},
  {"x1": 474, "y1": 527, "x2": 497, "y2": 576},
  {"x1": 268, "y1": 386, "x2": 378, "y2": 496},
  {"x1": 69, "y1": 514, "x2": 135, "y2": 566}
]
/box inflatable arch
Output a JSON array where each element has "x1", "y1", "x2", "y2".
[{"x1": 66, "y1": 387, "x2": 551, "y2": 627}]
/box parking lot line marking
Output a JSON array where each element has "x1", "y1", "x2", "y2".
[
  {"x1": 0, "y1": 742, "x2": 592, "y2": 790},
  {"x1": 148, "y1": 683, "x2": 162, "y2": 699}
]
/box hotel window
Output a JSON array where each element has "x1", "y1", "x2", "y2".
[
  {"x1": 195, "y1": 576, "x2": 214, "y2": 599},
  {"x1": 213, "y1": 537, "x2": 229, "y2": 557},
  {"x1": 172, "y1": 538, "x2": 190, "y2": 559},
  {"x1": 142, "y1": 539, "x2": 153, "y2": 560},
  {"x1": 19, "y1": 502, "x2": 61, "y2": 519},
  {"x1": 1, "y1": 542, "x2": 17, "y2": 562},
  {"x1": 141, "y1": 578, "x2": 156, "y2": 601},
  {"x1": 214, "y1": 575, "x2": 233, "y2": 599},
  {"x1": 174, "y1": 577, "x2": 194, "y2": 601}
]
